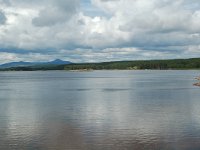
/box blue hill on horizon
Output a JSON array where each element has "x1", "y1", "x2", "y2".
[{"x1": 0, "y1": 59, "x2": 72, "y2": 68}]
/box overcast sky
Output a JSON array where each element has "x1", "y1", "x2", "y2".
[{"x1": 0, "y1": 0, "x2": 200, "y2": 63}]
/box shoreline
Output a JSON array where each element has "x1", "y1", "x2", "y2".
[
  {"x1": 1, "y1": 68, "x2": 200, "y2": 72},
  {"x1": 194, "y1": 76, "x2": 200, "y2": 87}
]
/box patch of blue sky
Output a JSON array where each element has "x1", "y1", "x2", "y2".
[
  {"x1": 183, "y1": 1, "x2": 200, "y2": 11},
  {"x1": 80, "y1": 0, "x2": 110, "y2": 18}
]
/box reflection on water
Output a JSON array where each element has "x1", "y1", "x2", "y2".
[{"x1": 0, "y1": 70, "x2": 200, "y2": 150}]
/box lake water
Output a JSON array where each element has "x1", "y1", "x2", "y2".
[{"x1": 0, "y1": 70, "x2": 200, "y2": 150}]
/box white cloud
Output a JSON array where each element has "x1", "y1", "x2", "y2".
[{"x1": 0, "y1": 0, "x2": 200, "y2": 63}]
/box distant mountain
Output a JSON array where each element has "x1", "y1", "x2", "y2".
[
  {"x1": 1, "y1": 57, "x2": 200, "y2": 71},
  {"x1": 46, "y1": 59, "x2": 72, "y2": 65},
  {"x1": 0, "y1": 59, "x2": 72, "y2": 68},
  {"x1": 0, "y1": 61, "x2": 35, "y2": 68}
]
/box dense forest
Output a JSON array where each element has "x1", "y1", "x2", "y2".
[{"x1": 1, "y1": 58, "x2": 200, "y2": 71}]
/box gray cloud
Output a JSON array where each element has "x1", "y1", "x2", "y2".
[
  {"x1": 0, "y1": 0, "x2": 10, "y2": 6},
  {"x1": 32, "y1": 0, "x2": 79, "y2": 27},
  {"x1": 1, "y1": 0, "x2": 200, "y2": 63},
  {"x1": 0, "y1": 11, "x2": 6, "y2": 25}
]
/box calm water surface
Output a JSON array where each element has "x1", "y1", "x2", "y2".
[{"x1": 0, "y1": 70, "x2": 200, "y2": 150}]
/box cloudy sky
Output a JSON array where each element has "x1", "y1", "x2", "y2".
[{"x1": 0, "y1": 0, "x2": 200, "y2": 63}]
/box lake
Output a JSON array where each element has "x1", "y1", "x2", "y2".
[{"x1": 0, "y1": 70, "x2": 200, "y2": 150}]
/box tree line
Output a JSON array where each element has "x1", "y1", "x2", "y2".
[{"x1": 1, "y1": 58, "x2": 200, "y2": 71}]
